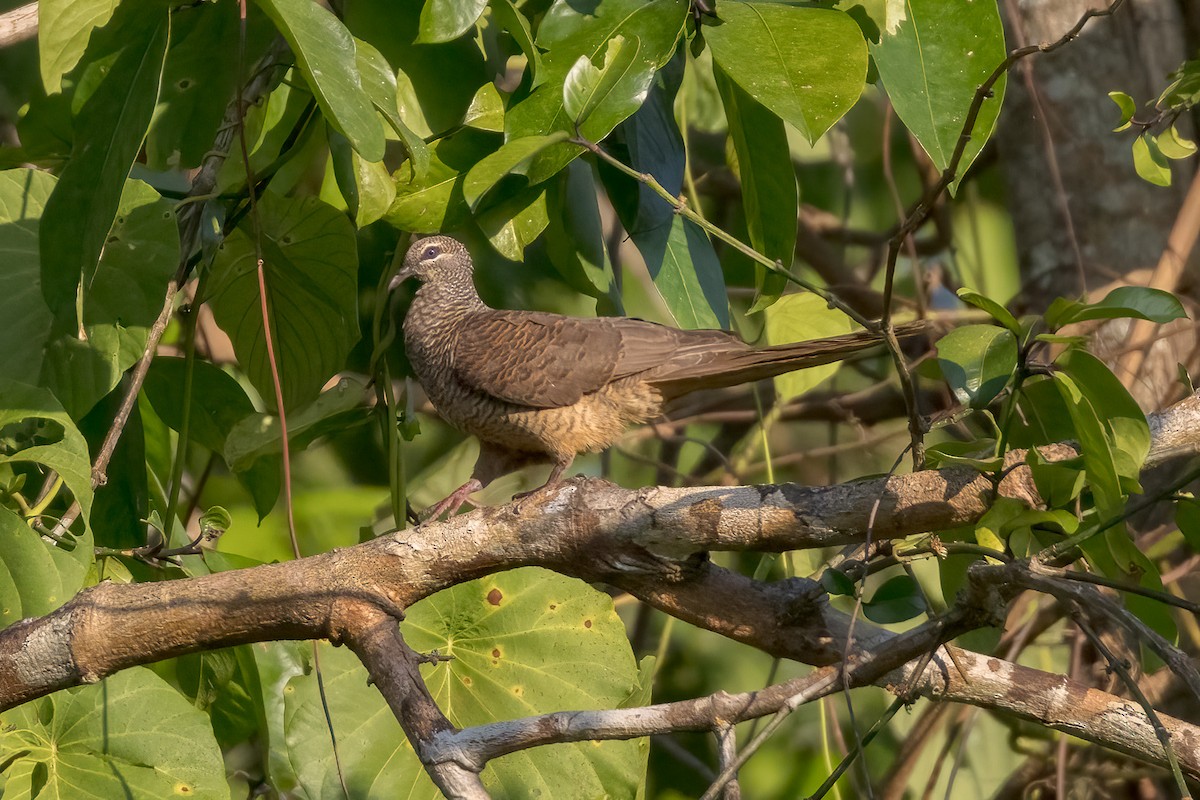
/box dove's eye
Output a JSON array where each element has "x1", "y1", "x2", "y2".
[{"x1": 422, "y1": 245, "x2": 440, "y2": 260}]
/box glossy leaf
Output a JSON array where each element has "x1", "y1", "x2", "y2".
[
  {"x1": 1045, "y1": 286, "x2": 1187, "y2": 329},
  {"x1": 870, "y1": 0, "x2": 1006, "y2": 190},
  {"x1": 0, "y1": 169, "x2": 57, "y2": 383},
  {"x1": 1157, "y1": 124, "x2": 1197, "y2": 159},
  {"x1": 863, "y1": 574, "x2": 926, "y2": 624},
  {"x1": 957, "y1": 287, "x2": 1021, "y2": 335},
  {"x1": 1132, "y1": 133, "x2": 1171, "y2": 186},
  {"x1": 279, "y1": 570, "x2": 646, "y2": 798},
  {"x1": 1053, "y1": 372, "x2": 1122, "y2": 516},
  {"x1": 1109, "y1": 91, "x2": 1136, "y2": 132},
  {"x1": 704, "y1": 3, "x2": 867, "y2": 144},
  {"x1": 715, "y1": 65, "x2": 796, "y2": 308},
  {"x1": 207, "y1": 193, "x2": 360, "y2": 412},
  {"x1": 462, "y1": 82, "x2": 506, "y2": 132},
  {"x1": 255, "y1": 0, "x2": 385, "y2": 161},
  {"x1": 563, "y1": 35, "x2": 656, "y2": 136},
  {"x1": 764, "y1": 293, "x2": 855, "y2": 402},
  {"x1": 490, "y1": 0, "x2": 542, "y2": 85},
  {"x1": 603, "y1": 55, "x2": 729, "y2": 329},
  {"x1": 544, "y1": 160, "x2": 619, "y2": 303},
  {"x1": 418, "y1": 0, "x2": 487, "y2": 43},
  {"x1": 462, "y1": 131, "x2": 571, "y2": 210},
  {"x1": 936, "y1": 325, "x2": 1017, "y2": 409},
  {"x1": 386, "y1": 145, "x2": 469, "y2": 232},
  {"x1": 224, "y1": 377, "x2": 370, "y2": 473},
  {"x1": 645, "y1": 216, "x2": 729, "y2": 330},
  {"x1": 0, "y1": 668, "x2": 229, "y2": 799},
  {"x1": 1057, "y1": 349, "x2": 1149, "y2": 483},
  {"x1": 477, "y1": 186, "x2": 551, "y2": 261},
  {"x1": 355, "y1": 37, "x2": 430, "y2": 176},
  {"x1": 39, "y1": 12, "x2": 169, "y2": 324},
  {"x1": 505, "y1": 0, "x2": 688, "y2": 184}
]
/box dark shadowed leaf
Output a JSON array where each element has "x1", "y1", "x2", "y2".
[
  {"x1": 863, "y1": 574, "x2": 926, "y2": 624},
  {"x1": 207, "y1": 193, "x2": 360, "y2": 412},
  {"x1": 39, "y1": 11, "x2": 169, "y2": 327},
  {"x1": 715, "y1": 65, "x2": 796, "y2": 308}
]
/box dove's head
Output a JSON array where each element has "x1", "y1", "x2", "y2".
[{"x1": 390, "y1": 235, "x2": 473, "y2": 290}]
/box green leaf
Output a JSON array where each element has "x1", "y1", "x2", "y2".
[
  {"x1": 345, "y1": 0, "x2": 486, "y2": 139},
  {"x1": 329, "y1": 129, "x2": 397, "y2": 227},
  {"x1": 1053, "y1": 372, "x2": 1122, "y2": 516},
  {"x1": 0, "y1": 169, "x2": 57, "y2": 384},
  {"x1": 39, "y1": 11, "x2": 170, "y2": 325},
  {"x1": 505, "y1": 0, "x2": 688, "y2": 184},
  {"x1": 462, "y1": 131, "x2": 572, "y2": 210},
  {"x1": 224, "y1": 377, "x2": 370, "y2": 473},
  {"x1": 956, "y1": 287, "x2": 1021, "y2": 335},
  {"x1": 147, "y1": 2, "x2": 275, "y2": 171},
  {"x1": 418, "y1": 0, "x2": 487, "y2": 43},
  {"x1": 924, "y1": 440, "x2": 1003, "y2": 473},
  {"x1": 544, "y1": 160, "x2": 619, "y2": 303},
  {"x1": 601, "y1": 56, "x2": 729, "y2": 329},
  {"x1": 462, "y1": 82, "x2": 507, "y2": 132},
  {"x1": 37, "y1": 0, "x2": 118, "y2": 93},
  {"x1": 1057, "y1": 349, "x2": 1150, "y2": 482},
  {"x1": 207, "y1": 193, "x2": 360, "y2": 412},
  {"x1": 0, "y1": 667, "x2": 230, "y2": 800},
  {"x1": 385, "y1": 132, "x2": 495, "y2": 233},
  {"x1": 143, "y1": 358, "x2": 256, "y2": 456},
  {"x1": 870, "y1": 0, "x2": 1006, "y2": 191},
  {"x1": 1108, "y1": 90, "x2": 1136, "y2": 132},
  {"x1": 1026, "y1": 448, "x2": 1086, "y2": 508},
  {"x1": 863, "y1": 574, "x2": 926, "y2": 624},
  {"x1": 280, "y1": 569, "x2": 645, "y2": 798},
  {"x1": 935, "y1": 324, "x2": 1017, "y2": 409},
  {"x1": 1132, "y1": 133, "x2": 1171, "y2": 186},
  {"x1": 645, "y1": 216, "x2": 729, "y2": 330},
  {"x1": 254, "y1": 0, "x2": 385, "y2": 161},
  {"x1": 1156, "y1": 124, "x2": 1197, "y2": 160},
  {"x1": 715, "y1": 65, "x2": 796, "y2": 309},
  {"x1": 41, "y1": 179, "x2": 180, "y2": 419},
  {"x1": 490, "y1": 0, "x2": 542, "y2": 86},
  {"x1": 820, "y1": 567, "x2": 855, "y2": 596},
  {"x1": 0, "y1": 507, "x2": 91, "y2": 626},
  {"x1": 763, "y1": 294, "x2": 855, "y2": 402},
  {"x1": 704, "y1": 3, "x2": 868, "y2": 144},
  {"x1": 1176, "y1": 496, "x2": 1200, "y2": 553},
  {"x1": 563, "y1": 35, "x2": 656, "y2": 136},
  {"x1": 1046, "y1": 286, "x2": 1187, "y2": 329},
  {"x1": 355, "y1": 37, "x2": 430, "y2": 177},
  {"x1": 477, "y1": 186, "x2": 551, "y2": 261}
]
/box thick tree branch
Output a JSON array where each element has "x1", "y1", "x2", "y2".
[{"x1": 4, "y1": 392, "x2": 1200, "y2": 784}]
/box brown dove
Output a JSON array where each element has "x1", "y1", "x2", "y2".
[{"x1": 392, "y1": 235, "x2": 921, "y2": 519}]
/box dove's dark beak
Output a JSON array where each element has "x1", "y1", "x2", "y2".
[{"x1": 388, "y1": 265, "x2": 416, "y2": 293}]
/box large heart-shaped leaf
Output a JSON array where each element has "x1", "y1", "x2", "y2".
[
  {"x1": 0, "y1": 668, "x2": 229, "y2": 799},
  {"x1": 207, "y1": 193, "x2": 360, "y2": 412},
  {"x1": 277, "y1": 569, "x2": 647, "y2": 799}
]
